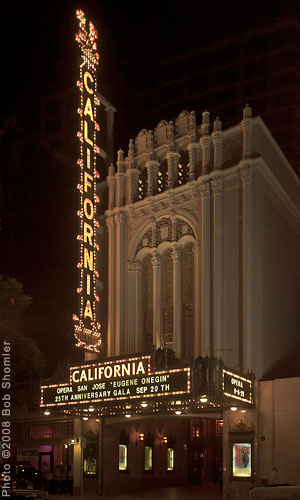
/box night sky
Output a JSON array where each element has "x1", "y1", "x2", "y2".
[
  {"x1": 1, "y1": 0, "x2": 299, "y2": 374},
  {"x1": 3, "y1": 0, "x2": 299, "y2": 146}
]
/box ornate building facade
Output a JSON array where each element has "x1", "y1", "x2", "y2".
[
  {"x1": 32, "y1": 104, "x2": 300, "y2": 498},
  {"x1": 104, "y1": 105, "x2": 300, "y2": 381}
]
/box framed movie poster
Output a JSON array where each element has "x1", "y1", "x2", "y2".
[
  {"x1": 232, "y1": 442, "x2": 252, "y2": 478},
  {"x1": 119, "y1": 444, "x2": 128, "y2": 471}
]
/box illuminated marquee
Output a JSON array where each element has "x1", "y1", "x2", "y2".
[
  {"x1": 73, "y1": 10, "x2": 102, "y2": 352},
  {"x1": 222, "y1": 369, "x2": 253, "y2": 404},
  {"x1": 41, "y1": 355, "x2": 191, "y2": 407}
]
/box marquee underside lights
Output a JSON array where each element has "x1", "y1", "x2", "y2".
[{"x1": 73, "y1": 9, "x2": 102, "y2": 352}]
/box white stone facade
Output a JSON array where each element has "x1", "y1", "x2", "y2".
[{"x1": 104, "y1": 105, "x2": 300, "y2": 380}]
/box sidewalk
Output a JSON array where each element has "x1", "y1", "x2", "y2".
[{"x1": 48, "y1": 482, "x2": 223, "y2": 500}]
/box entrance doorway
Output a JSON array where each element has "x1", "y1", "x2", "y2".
[
  {"x1": 188, "y1": 418, "x2": 223, "y2": 485},
  {"x1": 39, "y1": 448, "x2": 53, "y2": 473}
]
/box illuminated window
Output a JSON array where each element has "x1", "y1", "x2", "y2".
[
  {"x1": 167, "y1": 448, "x2": 175, "y2": 471},
  {"x1": 178, "y1": 151, "x2": 189, "y2": 185},
  {"x1": 144, "y1": 446, "x2": 153, "y2": 471},
  {"x1": 158, "y1": 161, "x2": 168, "y2": 193},
  {"x1": 138, "y1": 169, "x2": 148, "y2": 200},
  {"x1": 119, "y1": 444, "x2": 128, "y2": 471}
]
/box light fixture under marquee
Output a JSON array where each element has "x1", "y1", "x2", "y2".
[{"x1": 73, "y1": 9, "x2": 102, "y2": 352}]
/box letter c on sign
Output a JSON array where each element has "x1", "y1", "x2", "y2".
[
  {"x1": 84, "y1": 72, "x2": 94, "y2": 94},
  {"x1": 72, "y1": 370, "x2": 80, "y2": 383}
]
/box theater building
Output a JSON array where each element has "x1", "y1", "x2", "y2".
[{"x1": 39, "y1": 96, "x2": 300, "y2": 498}]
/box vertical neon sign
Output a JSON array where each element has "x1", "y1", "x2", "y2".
[{"x1": 73, "y1": 10, "x2": 102, "y2": 352}]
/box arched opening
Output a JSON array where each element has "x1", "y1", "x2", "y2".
[
  {"x1": 178, "y1": 150, "x2": 189, "y2": 186},
  {"x1": 138, "y1": 168, "x2": 148, "y2": 200},
  {"x1": 181, "y1": 242, "x2": 195, "y2": 360},
  {"x1": 161, "y1": 248, "x2": 173, "y2": 348},
  {"x1": 141, "y1": 254, "x2": 153, "y2": 351},
  {"x1": 158, "y1": 159, "x2": 168, "y2": 194}
]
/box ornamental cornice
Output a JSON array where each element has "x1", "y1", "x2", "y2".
[
  {"x1": 122, "y1": 177, "x2": 204, "y2": 218},
  {"x1": 148, "y1": 197, "x2": 156, "y2": 212},
  {"x1": 168, "y1": 190, "x2": 177, "y2": 205},
  {"x1": 189, "y1": 181, "x2": 199, "y2": 198}
]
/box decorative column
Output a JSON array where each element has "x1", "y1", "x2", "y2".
[
  {"x1": 114, "y1": 212, "x2": 126, "y2": 355},
  {"x1": 239, "y1": 104, "x2": 254, "y2": 371},
  {"x1": 187, "y1": 111, "x2": 197, "y2": 181},
  {"x1": 210, "y1": 172, "x2": 224, "y2": 358},
  {"x1": 212, "y1": 117, "x2": 223, "y2": 171},
  {"x1": 106, "y1": 164, "x2": 115, "y2": 210},
  {"x1": 126, "y1": 139, "x2": 140, "y2": 205},
  {"x1": 152, "y1": 250, "x2": 161, "y2": 349},
  {"x1": 106, "y1": 214, "x2": 115, "y2": 357},
  {"x1": 187, "y1": 140, "x2": 198, "y2": 182},
  {"x1": 198, "y1": 180, "x2": 211, "y2": 356},
  {"x1": 127, "y1": 260, "x2": 142, "y2": 352},
  {"x1": 166, "y1": 121, "x2": 180, "y2": 188},
  {"x1": 200, "y1": 111, "x2": 211, "y2": 175},
  {"x1": 239, "y1": 165, "x2": 253, "y2": 371},
  {"x1": 211, "y1": 117, "x2": 224, "y2": 357},
  {"x1": 146, "y1": 160, "x2": 159, "y2": 196},
  {"x1": 145, "y1": 131, "x2": 159, "y2": 197},
  {"x1": 170, "y1": 211, "x2": 177, "y2": 242},
  {"x1": 151, "y1": 217, "x2": 157, "y2": 248},
  {"x1": 241, "y1": 103, "x2": 252, "y2": 159},
  {"x1": 115, "y1": 149, "x2": 126, "y2": 207},
  {"x1": 192, "y1": 244, "x2": 201, "y2": 358},
  {"x1": 171, "y1": 243, "x2": 182, "y2": 358}
]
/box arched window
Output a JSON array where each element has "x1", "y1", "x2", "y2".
[
  {"x1": 141, "y1": 254, "x2": 153, "y2": 351},
  {"x1": 158, "y1": 159, "x2": 168, "y2": 194},
  {"x1": 138, "y1": 168, "x2": 148, "y2": 200},
  {"x1": 178, "y1": 150, "x2": 189, "y2": 186},
  {"x1": 161, "y1": 249, "x2": 173, "y2": 348},
  {"x1": 181, "y1": 243, "x2": 195, "y2": 360}
]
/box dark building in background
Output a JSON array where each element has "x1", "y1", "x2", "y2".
[
  {"x1": 0, "y1": 119, "x2": 80, "y2": 367},
  {"x1": 157, "y1": 17, "x2": 300, "y2": 176},
  {"x1": 112, "y1": 16, "x2": 300, "y2": 178},
  {"x1": 39, "y1": 82, "x2": 116, "y2": 175}
]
